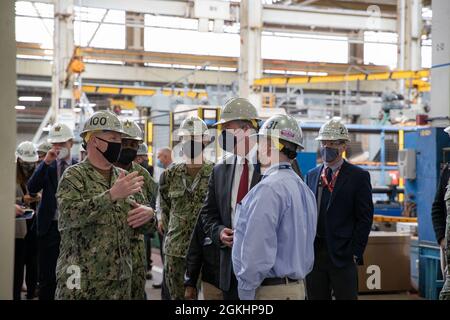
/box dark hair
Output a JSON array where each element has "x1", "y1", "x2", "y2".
[
  {"x1": 16, "y1": 161, "x2": 28, "y2": 193},
  {"x1": 280, "y1": 140, "x2": 298, "y2": 160}
]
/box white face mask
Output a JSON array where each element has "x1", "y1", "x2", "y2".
[{"x1": 57, "y1": 147, "x2": 69, "y2": 160}]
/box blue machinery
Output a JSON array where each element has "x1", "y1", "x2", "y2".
[{"x1": 404, "y1": 127, "x2": 449, "y2": 299}]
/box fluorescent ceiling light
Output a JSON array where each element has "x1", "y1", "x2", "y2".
[
  {"x1": 19, "y1": 96, "x2": 42, "y2": 102},
  {"x1": 15, "y1": 105, "x2": 26, "y2": 110}
]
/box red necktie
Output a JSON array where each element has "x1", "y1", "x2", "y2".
[{"x1": 236, "y1": 159, "x2": 249, "y2": 204}]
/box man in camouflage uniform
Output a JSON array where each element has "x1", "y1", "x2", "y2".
[
  {"x1": 55, "y1": 110, "x2": 156, "y2": 300},
  {"x1": 115, "y1": 119, "x2": 158, "y2": 300},
  {"x1": 159, "y1": 116, "x2": 214, "y2": 299}
]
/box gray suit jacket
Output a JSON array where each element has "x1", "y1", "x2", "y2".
[{"x1": 200, "y1": 155, "x2": 261, "y2": 292}]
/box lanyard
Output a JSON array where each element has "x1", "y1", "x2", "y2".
[
  {"x1": 262, "y1": 164, "x2": 291, "y2": 180},
  {"x1": 320, "y1": 167, "x2": 340, "y2": 193}
]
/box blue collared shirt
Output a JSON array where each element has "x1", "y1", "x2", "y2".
[{"x1": 232, "y1": 162, "x2": 318, "y2": 300}]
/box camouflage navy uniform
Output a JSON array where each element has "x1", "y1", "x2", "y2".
[
  {"x1": 159, "y1": 162, "x2": 213, "y2": 299},
  {"x1": 55, "y1": 158, "x2": 154, "y2": 300},
  {"x1": 128, "y1": 161, "x2": 158, "y2": 300}
]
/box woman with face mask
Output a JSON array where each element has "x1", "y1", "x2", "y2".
[
  {"x1": 159, "y1": 116, "x2": 214, "y2": 300},
  {"x1": 14, "y1": 141, "x2": 39, "y2": 300}
]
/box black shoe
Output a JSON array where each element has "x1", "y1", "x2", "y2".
[{"x1": 152, "y1": 282, "x2": 162, "y2": 289}]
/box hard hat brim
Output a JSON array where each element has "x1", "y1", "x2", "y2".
[
  {"x1": 48, "y1": 137, "x2": 74, "y2": 144},
  {"x1": 16, "y1": 154, "x2": 39, "y2": 162},
  {"x1": 253, "y1": 132, "x2": 304, "y2": 150},
  {"x1": 122, "y1": 136, "x2": 143, "y2": 141},
  {"x1": 80, "y1": 129, "x2": 126, "y2": 138},
  {"x1": 315, "y1": 135, "x2": 350, "y2": 142},
  {"x1": 212, "y1": 117, "x2": 260, "y2": 127}
]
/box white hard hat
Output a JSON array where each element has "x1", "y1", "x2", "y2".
[
  {"x1": 80, "y1": 110, "x2": 125, "y2": 138},
  {"x1": 256, "y1": 114, "x2": 304, "y2": 149},
  {"x1": 37, "y1": 141, "x2": 52, "y2": 154},
  {"x1": 137, "y1": 143, "x2": 149, "y2": 156},
  {"x1": 16, "y1": 141, "x2": 38, "y2": 162},
  {"x1": 178, "y1": 116, "x2": 210, "y2": 140},
  {"x1": 316, "y1": 119, "x2": 350, "y2": 141},
  {"x1": 213, "y1": 97, "x2": 259, "y2": 127},
  {"x1": 48, "y1": 123, "x2": 74, "y2": 144},
  {"x1": 121, "y1": 119, "x2": 143, "y2": 141}
]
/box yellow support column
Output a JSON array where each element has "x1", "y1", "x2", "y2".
[{"x1": 147, "y1": 121, "x2": 153, "y2": 165}]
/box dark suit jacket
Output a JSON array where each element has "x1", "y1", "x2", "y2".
[
  {"x1": 305, "y1": 160, "x2": 373, "y2": 268},
  {"x1": 28, "y1": 159, "x2": 77, "y2": 237},
  {"x1": 185, "y1": 215, "x2": 220, "y2": 289},
  {"x1": 431, "y1": 163, "x2": 450, "y2": 244},
  {"x1": 200, "y1": 155, "x2": 261, "y2": 291}
]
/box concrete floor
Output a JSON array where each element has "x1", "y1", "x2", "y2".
[
  {"x1": 146, "y1": 249, "x2": 422, "y2": 301},
  {"x1": 21, "y1": 248, "x2": 422, "y2": 301}
]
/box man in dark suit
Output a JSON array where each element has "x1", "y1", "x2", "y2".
[
  {"x1": 201, "y1": 98, "x2": 261, "y2": 300},
  {"x1": 431, "y1": 125, "x2": 450, "y2": 277},
  {"x1": 28, "y1": 123, "x2": 77, "y2": 300},
  {"x1": 305, "y1": 119, "x2": 373, "y2": 300}
]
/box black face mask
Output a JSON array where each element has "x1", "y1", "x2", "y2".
[
  {"x1": 320, "y1": 146, "x2": 340, "y2": 163},
  {"x1": 117, "y1": 148, "x2": 138, "y2": 166},
  {"x1": 219, "y1": 130, "x2": 237, "y2": 153},
  {"x1": 182, "y1": 140, "x2": 204, "y2": 159},
  {"x1": 95, "y1": 137, "x2": 122, "y2": 164}
]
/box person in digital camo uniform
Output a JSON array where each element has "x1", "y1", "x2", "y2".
[
  {"x1": 114, "y1": 119, "x2": 158, "y2": 299},
  {"x1": 159, "y1": 116, "x2": 214, "y2": 299},
  {"x1": 55, "y1": 110, "x2": 155, "y2": 299}
]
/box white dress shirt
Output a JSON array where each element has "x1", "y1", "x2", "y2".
[{"x1": 231, "y1": 147, "x2": 257, "y2": 228}]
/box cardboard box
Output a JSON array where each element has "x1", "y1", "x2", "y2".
[
  {"x1": 396, "y1": 222, "x2": 418, "y2": 236},
  {"x1": 358, "y1": 231, "x2": 412, "y2": 293}
]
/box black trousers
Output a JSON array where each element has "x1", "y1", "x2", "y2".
[
  {"x1": 13, "y1": 239, "x2": 26, "y2": 300},
  {"x1": 306, "y1": 239, "x2": 358, "y2": 300},
  {"x1": 38, "y1": 222, "x2": 60, "y2": 300},
  {"x1": 222, "y1": 268, "x2": 239, "y2": 300},
  {"x1": 24, "y1": 222, "x2": 39, "y2": 299}
]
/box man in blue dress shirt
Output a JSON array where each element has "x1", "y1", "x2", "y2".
[{"x1": 232, "y1": 114, "x2": 317, "y2": 300}]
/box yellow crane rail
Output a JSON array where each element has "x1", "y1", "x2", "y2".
[
  {"x1": 373, "y1": 215, "x2": 417, "y2": 223},
  {"x1": 253, "y1": 69, "x2": 430, "y2": 88}
]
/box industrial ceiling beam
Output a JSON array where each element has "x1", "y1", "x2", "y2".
[
  {"x1": 263, "y1": 4, "x2": 397, "y2": 32},
  {"x1": 21, "y1": 0, "x2": 397, "y2": 32}
]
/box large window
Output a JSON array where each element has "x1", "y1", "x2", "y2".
[
  {"x1": 74, "y1": 7, "x2": 125, "y2": 49},
  {"x1": 16, "y1": 1, "x2": 54, "y2": 48},
  {"x1": 421, "y1": 39, "x2": 431, "y2": 69},
  {"x1": 364, "y1": 31, "x2": 398, "y2": 69},
  {"x1": 262, "y1": 32, "x2": 349, "y2": 64},
  {"x1": 144, "y1": 15, "x2": 240, "y2": 57}
]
